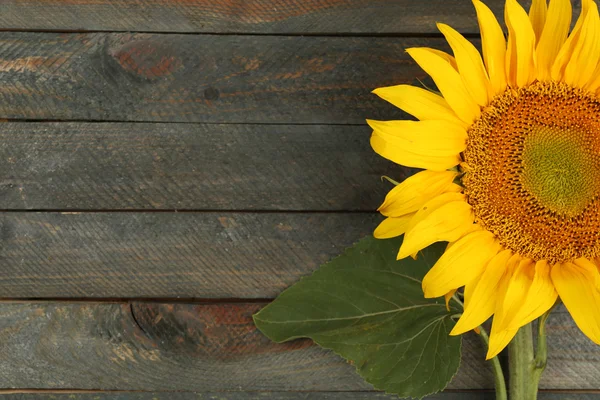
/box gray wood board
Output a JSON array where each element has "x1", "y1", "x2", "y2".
[
  {"x1": 0, "y1": 212, "x2": 381, "y2": 298},
  {"x1": 0, "y1": 33, "x2": 450, "y2": 123},
  {"x1": 0, "y1": 392, "x2": 491, "y2": 399},
  {"x1": 0, "y1": 0, "x2": 531, "y2": 34},
  {"x1": 0, "y1": 302, "x2": 491, "y2": 390},
  {"x1": 0, "y1": 122, "x2": 403, "y2": 211},
  {"x1": 0, "y1": 303, "x2": 598, "y2": 390},
  {"x1": 3, "y1": 391, "x2": 600, "y2": 399}
]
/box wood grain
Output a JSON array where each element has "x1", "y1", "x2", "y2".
[
  {"x1": 0, "y1": 393, "x2": 495, "y2": 400},
  {"x1": 0, "y1": 212, "x2": 381, "y2": 298},
  {"x1": 0, "y1": 302, "x2": 492, "y2": 390},
  {"x1": 4, "y1": 392, "x2": 600, "y2": 399},
  {"x1": 0, "y1": 33, "x2": 448, "y2": 123},
  {"x1": 0, "y1": 122, "x2": 402, "y2": 211},
  {"x1": 0, "y1": 0, "x2": 517, "y2": 34},
  {"x1": 0, "y1": 302, "x2": 598, "y2": 391}
]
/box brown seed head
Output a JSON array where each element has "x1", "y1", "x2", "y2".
[{"x1": 463, "y1": 81, "x2": 600, "y2": 263}]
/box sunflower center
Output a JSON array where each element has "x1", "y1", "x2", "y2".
[
  {"x1": 521, "y1": 125, "x2": 597, "y2": 216},
  {"x1": 463, "y1": 81, "x2": 600, "y2": 264}
]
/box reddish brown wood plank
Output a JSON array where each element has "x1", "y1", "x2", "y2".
[
  {"x1": 0, "y1": 122, "x2": 402, "y2": 211},
  {"x1": 0, "y1": 302, "x2": 492, "y2": 390},
  {"x1": 0, "y1": 33, "x2": 446, "y2": 123},
  {"x1": 0, "y1": 212, "x2": 380, "y2": 298},
  {"x1": 0, "y1": 0, "x2": 517, "y2": 34},
  {"x1": 0, "y1": 302, "x2": 597, "y2": 390}
]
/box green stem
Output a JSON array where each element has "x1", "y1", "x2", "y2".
[
  {"x1": 451, "y1": 293, "x2": 464, "y2": 308},
  {"x1": 477, "y1": 326, "x2": 507, "y2": 400},
  {"x1": 451, "y1": 293, "x2": 506, "y2": 399},
  {"x1": 509, "y1": 324, "x2": 535, "y2": 399},
  {"x1": 508, "y1": 314, "x2": 551, "y2": 400},
  {"x1": 532, "y1": 311, "x2": 551, "y2": 392}
]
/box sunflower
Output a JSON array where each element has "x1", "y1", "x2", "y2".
[{"x1": 370, "y1": 0, "x2": 600, "y2": 359}]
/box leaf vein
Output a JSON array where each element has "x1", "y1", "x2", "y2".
[{"x1": 257, "y1": 303, "x2": 445, "y2": 324}]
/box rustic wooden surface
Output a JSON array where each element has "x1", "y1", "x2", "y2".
[
  {"x1": 0, "y1": 123, "x2": 402, "y2": 210},
  {"x1": 0, "y1": 33, "x2": 441, "y2": 123},
  {"x1": 1, "y1": 393, "x2": 599, "y2": 400},
  {"x1": 0, "y1": 0, "x2": 598, "y2": 398},
  {"x1": 0, "y1": 212, "x2": 379, "y2": 298},
  {"x1": 0, "y1": 303, "x2": 596, "y2": 391},
  {"x1": 0, "y1": 0, "x2": 519, "y2": 34},
  {"x1": 0, "y1": 302, "x2": 488, "y2": 390}
]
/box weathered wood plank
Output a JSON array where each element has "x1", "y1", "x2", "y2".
[
  {"x1": 8, "y1": 0, "x2": 591, "y2": 36},
  {"x1": 3, "y1": 393, "x2": 600, "y2": 400},
  {"x1": 5, "y1": 392, "x2": 600, "y2": 399},
  {"x1": 0, "y1": 212, "x2": 381, "y2": 298},
  {"x1": 0, "y1": 0, "x2": 523, "y2": 34},
  {"x1": 3, "y1": 390, "x2": 600, "y2": 400},
  {"x1": 0, "y1": 393, "x2": 499, "y2": 400},
  {"x1": 0, "y1": 122, "x2": 402, "y2": 211},
  {"x1": 0, "y1": 393, "x2": 498, "y2": 400},
  {"x1": 0, "y1": 303, "x2": 598, "y2": 390},
  {"x1": 0, "y1": 302, "x2": 491, "y2": 390},
  {"x1": 0, "y1": 0, "x2": 514, "y2": 35},
  {"x1": 0, "y1": 33, "x2": 446, "y2": 123}
]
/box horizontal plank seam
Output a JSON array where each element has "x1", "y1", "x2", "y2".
[
  {"x1": 0, "y1": 119, "x2": 371, "y2": 127},
  {"x1": 0, "y1": 389, "x2": 596, "y2": 394},
  {"x1": 0, "y1": 390, "x2": 495, "y2": 395},
  {"x1": 0, "y1": 210, "x2": 380, "y2": 214},
  {"x1": 0, "y1": 300, "x2": 574, "y2": 312},
  {"x1": 0, "y1": 28, "x2": 481, "y2": 39},
  {"x1": 0, "y1": 298, "x2": 273, "y2": 304}
]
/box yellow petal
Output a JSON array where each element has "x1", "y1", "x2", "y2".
[
  {"x1": 378, "y1": 170, "x2": 461, "y2": 217},
  {"x1": 421, "y1": 230, "x2": 501, "y2": 298},
  {"x1": 584, "y1": 61, "x2": 600, "y2": 92},
  {"x1": 427, "y1": 48, "x2": 459, "y2": 70},
  {"x1": 451, "y1": 250, "x2": 512, "y2": 335},
  {"x1": 374, "y1": 214, "x2": 414, "y2": 239},
  {"x1": 552, "y1": 260, "x2": 600, "y2": 344},
  {"x1": 505, "y1": 0, "x2": 537, "y2": 87},
  {"x1": 463, "y1": 276, "x2": 478, "y2": 310},
  {"x1": 486, "y1": 326, "x2": 519, "y2": 359},
  {"x1": 551, "y1": 0, "x2": 593, "y2": 81},
  {"x1": 406, "y1": 192, "x2": 467, "y2": 232},
  {"x1": 529, "y1": 0, "x2": 548, "y2": 43},
  {"x1": 536, "y1": 0, "x2": 572, "y2": 81},
  {"x1": 494, "y1": 258, "x2": 536, "y2": 331},
  {"x1": 486, "y1": 254, "x2": 523, "y2": 359},
  {"x1": 367, "y1": 119, "x2": 467, "y2": 157},
  {"x1": 372, "y1": 85, "x2": 466, "y2": 128},
  {"x1": 593, "y1": 258, "x2": 600, "y2": 278},
  {"x1": 370, "y1": 133, "x2": 461, "y2": 171},
  {"x1": 473, "y1": 0, "x2": 508, "y2": 95},
  {"x1": 398, "y1": 200, "x2": 474, "y2": 259},
  {"x1": 586, "y1": 258, "x2": 600, "y2": 291},
  {"x1": 444, "y1": 289, "x2": 457, "y2": 311},
  {"x1": 489, "y1": 257, "x2": 556, "y2": 346},
  {"x1": 406, "y1": 47, "x2": 481, "y2": 124},
  {"x1": 438, "y1": 23, "x2": 491, "y2": 106},
  {"x1": 564, "y1": 1, "x2": 600, "y2": 87},
  {"x1": 504, "y1": 260, "x2": 557, "y2": 330}
]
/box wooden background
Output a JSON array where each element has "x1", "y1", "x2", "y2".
[{"x1": 0, "y1": 0, "x2": 598, "y2": 399}]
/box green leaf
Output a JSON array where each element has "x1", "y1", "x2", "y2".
[{"x1": 253, "y1": 236, "x2": 462, "y2": 399}]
